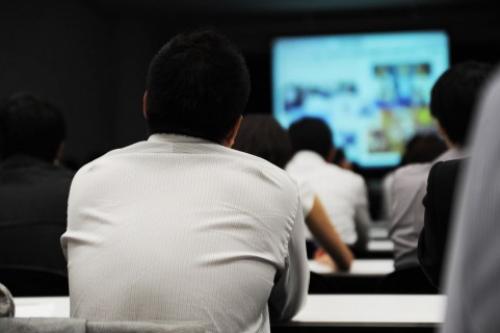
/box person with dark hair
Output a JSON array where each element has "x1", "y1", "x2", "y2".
[
  {"x1": 441, "y1": 65, "x2": 500, "y2": 333},
  {"x1": 332, "y1": 148, "x2": 353, "y2": 170},
  {"x1": 389, "y1": 61, "x2": 492, "y2": 270},
  {"x1": 0, "y1": 93, "x2": 73, "y2": 276},
  {"x1": 286, "y1": 117, "x2": 372, "y2": 251},
  {"x1": 381, "y1": 133, "x2": 447, "y2": 220},
  {"x1": 233, "y1": 115, "x2": 353, "y2": 271},
  {"x1": 62, "y1": 30, "x2": 308, "y2": 332}
]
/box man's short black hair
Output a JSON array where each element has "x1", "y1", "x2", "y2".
[
  {"x1": 145, "y1": 29, "x2": 251, "y2": 143},
  {"x1": 233, "y1": 115, "x2": 293, "y2": 169},
  {"x1": 431, "y1": 61, "x2": 492, "y2": 146},
  {"x1": 0, "y1": 93, "x2": 65, "y2": 162},
  {"x1": 288, "y1": 117, "x2": 333, "y2": 159}
]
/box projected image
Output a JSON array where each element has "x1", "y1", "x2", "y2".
[{"x1": 273, "y1": 31, "x2": 449, "y2": 168}]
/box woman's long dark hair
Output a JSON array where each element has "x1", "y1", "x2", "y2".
[{"x1": 233, "y1": 115, "x2": 293, "y2": 169}]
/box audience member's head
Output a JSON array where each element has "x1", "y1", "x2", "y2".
[
  {"x1": 401, "y1": 133, "x2": 447, "y2": 166},
  {"x1": 145, "y1": 29, "x2": 251, "y2": 145},
  {"x1": 430, "y1": 61, "x2": 492, "y2": 146},
  {"x1": 233, "y1": 114, "x2": 292, "y2": 169},
  {"x1": 288, "y1": 117, "x2": 334, "y2": 161},
  {"x1": 0, "y1": 93, "x2": 65, "y2": 163}
]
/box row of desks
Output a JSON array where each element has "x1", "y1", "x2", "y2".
[{"x1": 14, "y1": 295, "x2": 445, "y2": 332}]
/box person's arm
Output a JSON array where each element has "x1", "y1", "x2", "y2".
[
  {"x1": 306, "y1": 196, "x2": 354, "y2": 271},
  {"x1": 268, "y1": 200, "x2": 309, "y2": 322}
]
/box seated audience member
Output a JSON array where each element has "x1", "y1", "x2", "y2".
[
  {"x1": 0, "y1": 93, "x2": 73, "y2": 275},
  {"x1": 61, "y1": 30, "x2": 308, "y2": 332},
  {"x1": 442, "y1": 67, "x2": 500, "y2": 333},
  {"x1": 381, "y1": 134, "x2": 447, "y2": 220},
  {"x1": 418, "y1": 158, "x2": 465, "y2": 289},
  {"x1": 389, "y1": 61, "x2": 491, "y2": 270},
  {"x1": 286, "y1": 117, "x2": 371, "y2": 251},
  {"x1": 233, "y1": 114, "x2": 354, "y2": 271}
]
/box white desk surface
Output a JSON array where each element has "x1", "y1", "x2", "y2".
[
  {"x1": 282, "y1": 295, "x2": 446, "y2": 327},
  {"x1": 369, "y1": 227, "x2": 389, "y2": 240},
  {"x1": 367, "y1": 239, "x2": 394, "y2": 252},
  {"x1": 15, "y1": 295, "x2": 445, "y2": 328},
  {"x1": 14, "y1": 297, "x2": 70, "y2": 318},
  {"x1": 309, "y1": 259, "x2": 394, "y2": 276}
]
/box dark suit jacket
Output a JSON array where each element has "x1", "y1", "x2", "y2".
[
  {"x1": 0, "y1": 155, "x2": 74, "y2": 275},
  {"x1": 418, "y1": 158, "x2": 465, "y2": 289}
]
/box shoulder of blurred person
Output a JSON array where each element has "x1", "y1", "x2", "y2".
[
  {"x1": 389, "y1": 149, "x2": 467, "y2": 269},
  {"x1": 442, "y1": 66, "x2": 500, "y2": 333},
  {"x1": 389, "y1": 61, "x2": 492, "y2": 270},
  {"x1": 418, "y1": 158, "x2": 464, "y2": 289}
]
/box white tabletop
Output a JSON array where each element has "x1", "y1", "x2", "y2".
[
  {"x1": 367, "y1": 239, "x2": 394, "y2": 252},
  {"x1": 282, "y1": 295, "x2": 446, "y2": 327},
  {"x1": 14, "y1": 297, "x2": 70, "y2": 318},
  {"x1": 14, "y1": 295, "x2": 445, "y2": 328},
  {"x1": 369, "y1": 227, "x2": 389, "y2": 239},
  {"x1": 309, "y1": 259, "x2": 394, "y2": 276}
]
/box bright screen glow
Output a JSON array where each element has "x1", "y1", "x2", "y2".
[{"x1": 272, "y1": 31, "x2": 449, "y2": 168}]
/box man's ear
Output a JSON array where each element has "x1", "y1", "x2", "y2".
[
  {"x1": 223, "y1": 115, "x2": 243, "y2": 148},
  {"x1": 326, "y1": 147, "x2": 336, "y2": 163},
  {"x1": 143, "y1": 91, "x2": 148, "y2": 119},
  {"x1": 54, "y1": 141, "x2": 65, "y2": 166},
  {"x1": 437, "y1": 122, "x2": 454, "y2": 149}
]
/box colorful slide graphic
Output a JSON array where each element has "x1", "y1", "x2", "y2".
[{"x1": 273, "y1": 31, "x2": 449, "y2": 167}]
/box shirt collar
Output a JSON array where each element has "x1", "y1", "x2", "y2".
[
  {"x1": 148, "y1": 133, "x2": 217, "y2": 145},
  {"x1": 434, "y1": 146, "x2": 469, "y2": 163},
  {"x1": 292, "y1": 150, "x2": 327, "y2": 165}
]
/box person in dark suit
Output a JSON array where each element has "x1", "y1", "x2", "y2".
[
  {"x1": 0, "y1": 93, "x2": 74, "y2": 276},
  {"x1": 417, "y1": 158, "x2": 465, "y2": 289}
]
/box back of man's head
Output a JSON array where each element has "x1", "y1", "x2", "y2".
[
  {"x1": 431, "y1": 61, "x2": 492, "y2": 146},
  {"x1": 145, "y1": 29, "x2": 251, "y2": 143},
  {"x1": 0, "y1": 93, "x2": 65, "y2": 163},
  {"x1": 288, "y1": 117, "x2": 333, "y2": 159}
]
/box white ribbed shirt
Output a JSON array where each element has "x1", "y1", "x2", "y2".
[
  {"x1": 61, "y1": 134, "x2": 309, "y2": 333},
  {"x1": 286, "y1": 151, "x2": 371, "y2": 245}
]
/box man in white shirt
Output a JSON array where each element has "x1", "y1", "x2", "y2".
[
  {"x1": 61, "y1": 29, "x2": 308, "y2": 333},
  {"x1": 389, "y1": 61, "x2": 491, "y2": 270},
  {"x1": 286, "y1": 118, "x2": 371, "y2": 249}
]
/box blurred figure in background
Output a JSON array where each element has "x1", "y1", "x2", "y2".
[
  {"x1": 233, "y1": 114, "x2": 353, "y2": 271},
  {"x1": 389, "y1": 61, "x2": 492, "y2": 270},
  {"x1": 380, "y1": 133, "x2": 447, "y2": 221},
  {"x1": 287, "y1": 117, "x2": 371, "y2": 252},
  {"x1": 0, "y1": 93, "x2": 73, "y2": 276},
  {"x1": 441, "y1": 67, "x2": 500, "y2": 333}
]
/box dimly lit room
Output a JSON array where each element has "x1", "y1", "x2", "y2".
[{"x1": 1, "y1": 0, "x2": 499, "y2": 332}]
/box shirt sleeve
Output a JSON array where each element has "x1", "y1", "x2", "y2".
[
  {"x1": 389, "y1": 165, "x2": 428, "y2": 269},
  {"x1": 297, "y1": 179, "x2": 315, "y2": 218},
  {"x1": 268, "y1": 194, "x2": 309, "y2": 322}
]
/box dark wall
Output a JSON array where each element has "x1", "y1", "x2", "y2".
[
  {"x1": 1, "y1": 0, "x2": 499, "y2": 167},
  {"x1": 0, "y1": 0, "x2": 113, "y2": 165}
]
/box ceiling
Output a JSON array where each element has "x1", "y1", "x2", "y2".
[{"x1": 83, "y1": 0, "x2": 483, "y2": 14}]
